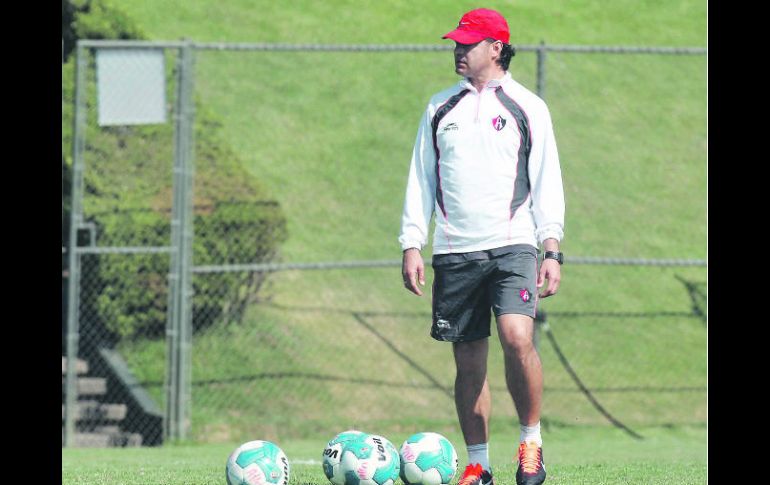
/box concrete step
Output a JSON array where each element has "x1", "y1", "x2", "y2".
[
  {"x1": 61, "y1": 377, "x2": 107, "y2": 396},
  {"x1": 61, "y1": 356, "x2": 89, "y2": 375},
  {"x1": 86, "y1": 425, "x2": 121, "y2": 435},
  {"x1": 62, "y1": 401, "x2": 127, "y2": 422},
  {"x1": 63, "y1": 431, "x2": 110, "y2": 447},
  {"x1": 62, "y1": 429, "x2": 144, "y2": 448},
  {"x1": 115, "y1": 432, "x2": 143, "y2": 447}
]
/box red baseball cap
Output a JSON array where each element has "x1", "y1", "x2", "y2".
[{"x1": 442, "y1": 8, "x2": 510, "y2": 45}]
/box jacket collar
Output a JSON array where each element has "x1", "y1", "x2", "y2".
[{"x1": 459, "y1": 71, "x2": 511, "y2": 92}]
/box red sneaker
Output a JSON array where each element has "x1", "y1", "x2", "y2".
[
  {"x1": 458, "y1": 463, "x2": 494, "y2": 485},
  {"x1": 515, "y1": 441, "x2": 546, "y2": 485}
]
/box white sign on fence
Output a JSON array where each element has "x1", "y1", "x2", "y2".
[{"x1": 96, "y1": 49, "x2": 167, "y2": 126}]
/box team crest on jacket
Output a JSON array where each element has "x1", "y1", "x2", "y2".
[
  {"x1": 519, "y1": 289, "x2": 531, "y2": 302},
  {"x1": 492, "y1": 115, "x2": 507, "y2": 131}
]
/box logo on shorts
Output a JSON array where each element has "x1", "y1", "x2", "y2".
[
  {"x1": 519, "y1": 289, "x2": 531, "y2": 302},
  {"x1": 435, "y1": 313, "x2": 451, "y2": 329},
  {"x1": 492, "y1": 115, "x2": 507, "y2": 131}
]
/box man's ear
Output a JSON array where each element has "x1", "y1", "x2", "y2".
[{"x1": 490, "y1": 40, "x2": 502, "y2": 61}]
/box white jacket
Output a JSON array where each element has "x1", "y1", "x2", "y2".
[{"x1": 399, "y1": 72, "x2": 565, "y2": 254}]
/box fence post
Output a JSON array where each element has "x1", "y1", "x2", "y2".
[
  {"x1": 179, "y1": 39, "x2": 196, "y2": 441},
  {"x1": 64, "y1": 41, "x2": 88, "y2": 448},
  {"x1": 165, "y1": 40, "x2": 196, "y2": 441},
  {"x1": 536, "y1": 40, "x2": 547, "y2": 99}
]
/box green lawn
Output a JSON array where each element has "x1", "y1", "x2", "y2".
[
  {"x1": 119, "y1": 0, "x2": 706, "y2": 46},
  {"x1": 62, "y1": 424, "x2": 706, "y2": 484},
  {"x1": 121, "y1": 264, "x2": 705, "y2": 442},
  {"x1": 69, "y1": 0, "x2": 707, "y2": 464},
  {"x1": 114, "y1": 0, "x2": 707, "y2": 263}
]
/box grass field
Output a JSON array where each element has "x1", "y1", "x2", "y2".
[
  {"x1": 112, "y1": 0, "x2": 707, "y2": 262},
  {"x1": 62, "y1": 424, "x2": 706, "y2": 484},
  {"x1": 118, "y1": 0, "x2": 706, "y2": 46},
  {"x1": 107, "y1": 0, "x2": 707, "y2": 440},
  {"x1": 119, "y1": 264, "x2": 705, "y2": 442},
  {"x1": 65, "y1": 1, "x2": 707, "y2": 482}
]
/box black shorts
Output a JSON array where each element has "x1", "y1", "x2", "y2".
[{"x1": 430, "y1": 244, "x2": 539, "y2": 342}]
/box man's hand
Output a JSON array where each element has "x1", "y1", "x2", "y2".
[
  {"x1": 402, "y1": 248, "x2": 425, "y2": 296},
  {"x1": 537, "y1": 258, "x2": 561, "y2": 298}
]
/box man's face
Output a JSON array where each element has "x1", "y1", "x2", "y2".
[{"x1": 453, "y1": 40, "x2": 499, "y2": 77}]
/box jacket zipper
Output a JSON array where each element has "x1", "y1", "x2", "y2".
[{"x1": 475, "y1": 82, "x2": 489, "y2": 122}]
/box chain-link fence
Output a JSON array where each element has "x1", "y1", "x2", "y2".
[
  {"x1": 62, "y1": 43, "x2": 179, "y2": 447},
  {"x1": 63, "y1": 41, "x2": 706, "y2": 447}
]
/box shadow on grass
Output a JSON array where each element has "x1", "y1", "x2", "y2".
[
  {"x1": 261, "y1": 302, "x2": 705, "y2": 322},
  {"x1": 675, "y1": 274, "x2": 707, "y2": 325},
  {"x1": 150, "y1": 283, "x2": 705, "y2": 437},
  {"x1": 138, "y1": 372, "x2": 449, "y2": 390}
]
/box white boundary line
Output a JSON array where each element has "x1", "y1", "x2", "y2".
[{"x1": 292, "y1": 459, "x2": 322, "y2": 465}]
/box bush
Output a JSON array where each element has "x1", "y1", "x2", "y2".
[
  {"x1": 62, "y1": 0, "x2": 145, "y2": 62},
  {"x1": 62, "y1": 0, "x2": 287, "y2": 342},
  {"x1": 82, "y1": 201, "x2": 286, "y2": 340}
]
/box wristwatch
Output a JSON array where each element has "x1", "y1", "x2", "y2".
[{"x1": 543, "y1": 251, "x2": 564, "y2": 265}]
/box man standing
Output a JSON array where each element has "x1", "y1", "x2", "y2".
[{"x1": 399, "y1": 8, "x2": 564, "y2": 485}]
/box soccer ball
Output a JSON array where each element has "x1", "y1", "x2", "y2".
[
  {"x1": 337, "y1": 434, "x2": 400, "y2": 485},
  {"x1": 399, "y1": 432, "x2": 458, "y2": 485},
  {"x1": 322, "y1": 429, "x2": 369, "y2": 485},
  {"x1": 226, "y1": 440, "x2": 290, "y2": 485}
]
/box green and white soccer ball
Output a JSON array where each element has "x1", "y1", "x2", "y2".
[
  {"x1": 322, "y1": 429, "x2": 369, "y2": 485},
  {"x1": 226, "y1": 440, "x2": 290, "y2": 485},
  {"x1": 399, "y1": 432, "x2": 458, "y2": 485},
  {"x1": 337, "y1": 434, "x2": 400, "y2": 485}
]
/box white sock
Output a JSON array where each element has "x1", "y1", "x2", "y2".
[
  {"x1": 519, "y1": 422, "x2": 542, "y2": 446},
  {"x1": 466, "y1": 443, "x2": 491, "y2": 472}
]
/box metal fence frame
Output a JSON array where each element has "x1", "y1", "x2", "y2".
[{"x1": 63, "y1": 39, "x2": 707, "y2": 446}]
